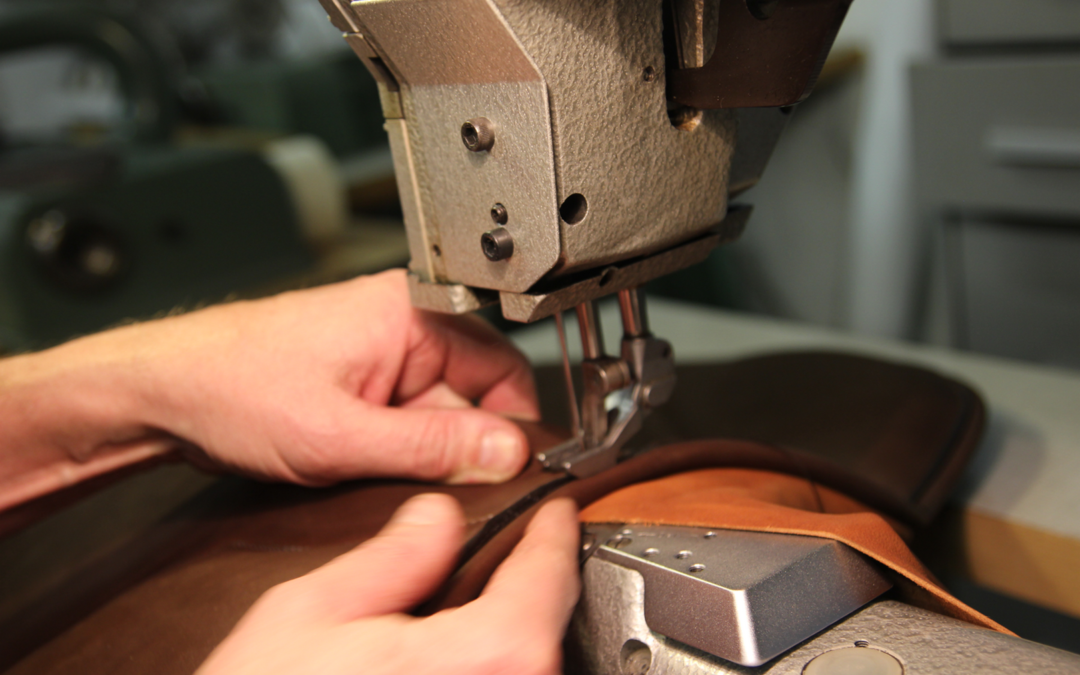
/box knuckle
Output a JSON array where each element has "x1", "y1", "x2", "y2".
[
  {"x1": 278, "y1": 408, "x2": 349, "y2": 482},
  {"x1": 406, "y1": 416, "x2": 457, "y2": 479}
]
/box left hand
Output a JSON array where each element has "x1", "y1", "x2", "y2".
[
  {"x1": 196, "y1": 494, "x2": 581, "y2": 675},
  {"x1": 1, "y1": 270, "x2": 539, "y2": 508}
]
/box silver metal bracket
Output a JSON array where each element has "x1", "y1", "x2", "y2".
[
  {"x1": 537, "y1": 288, "x2": 675, "y2": 478},
  {"x1": 580, "y1": 524, "x2": 892, "y2": 667}
]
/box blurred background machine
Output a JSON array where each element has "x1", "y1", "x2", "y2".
[{"x1": 0, "y1": 0, "x2": 406, "y2": 351}]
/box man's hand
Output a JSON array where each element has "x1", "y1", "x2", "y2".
[
  {"x1": 197, "y1": 494, "x2": 581, "y2": 675},
  {"x1": 0, "y1": 270, "x2": 538, "y2": 508}
]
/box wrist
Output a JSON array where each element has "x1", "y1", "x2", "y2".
[{"x1": 0, "y1": 329, "x2": 176, "y2": 510}]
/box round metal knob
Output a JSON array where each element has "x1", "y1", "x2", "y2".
[
  {"x1": 461, "y1": 118, "x2": 495, "y2": 152},
  {"x1": 481, "y1": 227, "x2": 514, "y2": 261},
  {"x1": 803, "y1": 646, "x2": 902, "y2": 675}
]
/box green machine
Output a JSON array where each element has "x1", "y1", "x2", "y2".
[{"x1": 0, "y1": 3, "x2": 317, "y2": 351}]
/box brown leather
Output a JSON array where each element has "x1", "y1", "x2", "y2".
[
  {"x1": 6, "y1": 438, "x2": 944, "y2": 675},
  {"x1": 2, "y1": 422, "x2": 573, "y2": 674},
  {"x1": 579, "y1": 467, "x2": 1011, "y2": 634},
  {"x1": 3, "y1": 352, "x2": 989, "y2": 673}
]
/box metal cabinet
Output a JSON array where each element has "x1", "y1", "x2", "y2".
[
  {"x1": 913, "y1": 4, "x2": 1080, "y2": 366},
  {"x1": 940, "y1": 0, "x2": 1080, "y2": 47}
]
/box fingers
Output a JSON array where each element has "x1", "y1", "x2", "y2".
[
  {"x1": 202, "y1": 496, "x2": 581, "y2": 675},
  {"x1": 294, "y1": 493, "x2": 466, "y2": 621},
  {"x1": 308, "y1": 398, "x2": 531, "y2": 484},
  {"x1": 478, "y1": 498, "x2": 581, "y2": 624},
  {"x1": 397, "y1": 310, "x2": 541, "y2": 422},
  {"x1": 414, "y1": 499, "x2": 581, "y2": 675}
]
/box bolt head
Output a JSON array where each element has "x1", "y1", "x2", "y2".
[
  {"x1": 481, "y1": 227, "x2": 514, "y2": 261},
  {"x1": 461, "y1": 117, "x2": 495, "y2": 152}
]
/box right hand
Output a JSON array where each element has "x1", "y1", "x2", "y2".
[{"x1": 196, "y1": 494, "x2": 581, "y2": 675}]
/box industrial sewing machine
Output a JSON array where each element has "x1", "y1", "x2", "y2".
[
  {"x1": 312, "y1": 1, "x2": 1080, "y2": 673},
  {"x1": 3, "y1": 2, "x2": 1079, "y2": 674}
]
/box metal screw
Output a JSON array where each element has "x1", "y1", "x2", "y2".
[
  {"x1": 481, "y1": 227, "x2": 514, "y2": 261},
  {"x1": 621, "y1": 528, "x2": 634, "y2": 535},
  {"x1": 675, "y1": 550, "x2": 692, "y2": 559},
  {"x1": 642, "y1": 547, "x2": 660, "y2": 557},
  {"x1": 490, "y1": 203, "x2": 508, "y2": 225},
  {"x1": 642, "y1": 65, "x2": 656, "y2": 82},
  {"x1": 854, "y1": 640, "x2": 870, "y2": 648},
  {"x1": 689, "y1": 563, "x2": 706, "y2": 573},
  {"x1": 704, "y1": 531, "x2": 717, "y2": 539},
  {"x1": 461, "y1": 117, "x2": 495, "y2": 152}
]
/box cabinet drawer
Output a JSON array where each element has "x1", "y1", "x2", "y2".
[
  {"x1": 940, "y1": 0, "x2": 1080, "y2": 47},
  {"x1": 912, "y1": 57, "x2": 1080, "y2": 218}
]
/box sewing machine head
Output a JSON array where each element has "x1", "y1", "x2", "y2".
[
  {"x1": 318, "y1": 0, "x2": 849, "y2": 312},
  {"x1": 317, "y1": 0, "x2": 851, "y2": 474}
]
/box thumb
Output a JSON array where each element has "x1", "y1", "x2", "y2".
[
  {"x1": 334, "y1": 401, "x2": 531, "y2": 484},
  {"x1": 300, "y1": 493, "x2": 466, "y2": 620}
]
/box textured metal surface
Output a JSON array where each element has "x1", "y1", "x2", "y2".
[
  {"x1": 406, "y1": 273, "x2": 497, "y2": 314},
  {"x1": 499, "y1": 204, "x2": 747, "y2": 322},
  {"x1": 404, "y1": 80, "x2": 559, "y2": 290},
  {"x1": 493, "y1": 0, "x2": 737, "y2": 277},
  {"x1": 497, "y1": 212, "x2": 739, "y2": 324},
  {"x1": 349, "y1": 0, "x2": 541, "y2": 86},
  {"x1": 666, "y1": 0, "x2": 852, "y2": 109},
  {"x1": 406, "y1": 79, "x2": 559, "y2": 288},
  {"x1": 589, "y1": 526, "x2": 891, "y2": 666},
  {"x1": 328, "y1": 0, "x2": 811, "y2": 304},
  {"x1": 568, "y1": 558, "x2": 1080, "y2": 674},
  {"x1": 348, "y1": 0, "x2": 560, "y2": 293}
]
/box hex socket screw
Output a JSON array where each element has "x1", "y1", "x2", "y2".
[
  {"x1": 461, "y1": 118, "x2": 495, "y2": 152},
  {"x1": 481, "y1": 227, "x2": 514, "y2": 261}
]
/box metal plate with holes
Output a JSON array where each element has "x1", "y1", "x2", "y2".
[
  {"x1": 349, "y1": 0, "x2": 561, "y2": 293},
  {"x1": 344, "y1": 0, "x2": 740, "y2": 294},
  {"x1": 588, "y1": 525, "x2": 891, "y2": 667}
]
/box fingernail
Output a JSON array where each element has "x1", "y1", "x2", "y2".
[
  {"x1": 479, "y1": 430, "x2": 524, "y2": 475},
  {"x1": 392, "y1": 493, "x2": 447, "y2": 526}
]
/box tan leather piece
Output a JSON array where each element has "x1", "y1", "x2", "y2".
[{"x1": 579, "y1": 467, "x2": 1012, "y2": 635}]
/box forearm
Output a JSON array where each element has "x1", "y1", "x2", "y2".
[{"x1": 0, "y1": 331, "x2": 180, "y2": 511}]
